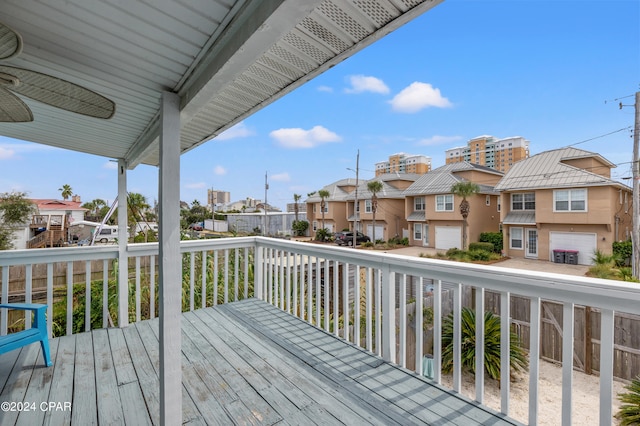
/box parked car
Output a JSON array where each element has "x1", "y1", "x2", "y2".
[
  {"x1": 188, "y1": 223, "x2": 203, "y2": 231},
  {"x1": 334, "y1": 231, "x2": 370, "y2": 246}
]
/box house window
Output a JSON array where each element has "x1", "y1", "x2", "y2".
[
  {"x1": 554, "y1": 189, "x2": 587, "y2": 211},
  {"x1": 424, "y1": 224, "x2": 429, "y2": 245},
  {"x1": 312, "y1": 221, "x2": 318, "y2": 231},
  {"x1": 497, "y1": 197, "x2": 501, "y2": 212},
  {"x1": 414, "y1": 197, "x2": 425, "y2": 211},
  {"x1": 436, "y1": 194, "x2": 454, "y2": 212},
  {"x1": 365, "y1": 200, "x2": 372, "y2": 213},
  {"x1": 414, "y1": 223, "x2": 422, "y2": 240},
  {"x1": 355, "y1": 201, "x2": 360, "y2": 212},
  {"x1": 511, "y1": 193, "x2": 535, "y2": 210},
  {"x1": 510, "y1": 227, "x2": 523, "y2": 249},
  {"x1": 486, "y1": 195, "x2": 490, "y2": 206}
]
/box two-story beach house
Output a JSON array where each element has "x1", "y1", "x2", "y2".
[
  {"x1": 495, "y1": 147, "x2": 632, "y2": 265},
  {"x1": 403, "y1": 163, "x2": 503, "y2": 249}
]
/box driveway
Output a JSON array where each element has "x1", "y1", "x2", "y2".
[{"x1": 388, "y1": 246, "x2": 589, "y2": 277}]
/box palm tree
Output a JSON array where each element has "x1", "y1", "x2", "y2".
[
  {"x1": 293, "y1": 193, "x2": 301, "y2": 222},
  {"x1": 367, "y1": 180, "x2": 383, "y2": 246},
  {"x1": 451, "y1": 180, "x2": 480, "y2": 250},
  {"x1": 59, "y1": 184, "x2": 73, "y2": 200},
  {"x1": 317, "y1": 189, "x2": 330, "y2": 233},
  {"x1": 127, "y1": 192, "x2": 150, "y2": 239}
]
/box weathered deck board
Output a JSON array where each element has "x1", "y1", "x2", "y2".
[{"x1": 0, "y1": 298, "x2": 522, "y2": 425}]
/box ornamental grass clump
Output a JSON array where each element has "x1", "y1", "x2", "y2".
[{"x1": 441, "y1": 307, "x2": 528, "y2": 380}]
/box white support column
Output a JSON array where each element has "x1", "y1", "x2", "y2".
[
  {"x1": 117, "y1": 158, "x2": 128, "y2": 327},
  {"x1": 381, "y1": 265, "x2": 395, "y2": 363},
  {"x1": 158, "y1": 91, "x2": 182, "y2": 426}
]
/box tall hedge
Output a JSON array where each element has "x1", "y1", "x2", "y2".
[{"x1": 479, "y1": 232, "x2": 503, "y2": 253}]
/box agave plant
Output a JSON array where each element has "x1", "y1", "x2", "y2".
[
  {"x1": 617, "y1": 376, "x2": 640, "y2": 425},
  {"x1": 441, "y1": 307, "x2": 528, "y2": 380}
]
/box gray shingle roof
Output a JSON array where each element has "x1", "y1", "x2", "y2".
[
  {"x1": 344, "y1": 173, "x2": 421, "y2": 200},
  {"x1": 494, "y1": 147, "x2": 623, "y2": 191},
  {"x1": 403, "y1": 162, "x2": 502, "y2": 196}
]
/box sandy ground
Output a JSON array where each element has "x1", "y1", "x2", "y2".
[{"x1": 440, "y1": 360, "x2": 627, "y2": 425}]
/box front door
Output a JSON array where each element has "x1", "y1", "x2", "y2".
[{"x1": 526, "y1": 229, "x2": 538, "y2": 258}]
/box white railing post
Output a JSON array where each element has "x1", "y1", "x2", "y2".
[
  {"x1": 415, "y1": 277, "x2": 423, "y2": 376},
  {"x1": 399, "y1": 274, "x2": 407, "y2": 368},
  {"x1": 1, "y1": 266, "x2": 8, "y2": 335},
  {"x1": 475, "y1": 287, "x2": 485, "y2": 404},
  {"x1": 381, "y1": 265, "x2": 395, "y2": 363},
  {"x1": 600, "y1": 308, "x2": 614, "y2": 425},
  {"x1": 562, "y1": 302, "x2": 574, "y2": 425},
  {"x1": 433, "y1": 279, "x2": 442, "y2": 384},
  {"x1": 500, "y1": 291, "x2": 511, "y2": 415},
  {"x1": 453, "y1": 283, "x2": 462, "y2": 393},
  {"x1": 529, "y1": 296, "x2": 541, "y2": 425},
  {"x1": 254, "y1": 244, "x2": 263, "y2": 300}
]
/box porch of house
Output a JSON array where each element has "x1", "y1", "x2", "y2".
[{"x1": 0, "y1": 298, "x2": 518, "y2": 425}]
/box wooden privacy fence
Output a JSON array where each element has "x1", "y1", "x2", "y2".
[{"x1": 398, "y1": 278, "x2": 640, "y2": 382}]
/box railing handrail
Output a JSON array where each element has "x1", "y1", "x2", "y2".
[{"x1": 254, "y1": 237, "x2": 640, "y2": 314}]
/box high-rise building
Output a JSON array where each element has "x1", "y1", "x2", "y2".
[
  {"x1": 445, "y1": 135, "x2": 529, "y2": 173},
  {"x1": 207, "y1": 189, "x2": 230, "y2": 209},
  {"x1": 374, "y1": 153, "x2": 432, "y2": 176}
]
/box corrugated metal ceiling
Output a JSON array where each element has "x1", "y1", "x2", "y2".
[{"x1": 0, "y1": 0, "x2": 443, "y2": 169}]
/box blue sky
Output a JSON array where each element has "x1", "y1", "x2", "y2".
[{"x1": 1, "y1": 0, "x2": 638, "y2": 210}]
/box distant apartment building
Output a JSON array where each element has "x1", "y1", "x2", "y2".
[
  {"x1": 445, "y1": 135, "x2": 529, "y2": 173},
  {"x1": 375, "y1": 153, "x2": 432, "y2": 176},
  {"x1": 207, "y1": 189, "x2": 231, "y2": 209}
]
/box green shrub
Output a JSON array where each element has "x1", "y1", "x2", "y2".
[
  {"x1": 446, "y1": 248, "x2": 462, "y2": 257},
  {"x1": 469, "y1": 242, "x2": 495, "y2": 252},
  {"x1": 362, "y1": 241, "x2": 373, "y2": 248},
  {"x1": 467, "y1": 249, "x2": 492, "y2": 261},
  {"x1": 479, "y1": 232, "x2": 503, "y2": 253},
  {"x1": 617, "y1": 376, "x2": 640, "y2": 425},
  {"x1": 592, "y1": 249, "x2": 615, "y2": 266},
  {"x1": 315, "y1": 228, "x2": 331, "y2": 241},
  {"x1": 442, "y1": 307, "x2": 528, "y2": 380},
  {"x1": 292, "y1": 220, "x2": 309, "y2": 236},
  {"x1": 614, "y1": 240, "x2": 632, "y2": 267}
]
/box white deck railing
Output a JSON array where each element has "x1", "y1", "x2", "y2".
[{"x1": 2, "y1": 236, "x2": 639, "y2": 425}]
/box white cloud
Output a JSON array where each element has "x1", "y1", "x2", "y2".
[
  {"x1": 270, "y1": 172, "x2": 290, "y2": 182},
  {"x1": 345, "y1": 75, "x2": 390, "y2": 94},
  {"x1": 103, "y1": 161, "x2": 118, "y2": 169},
  {"x1": 0, "y1": 146, "x2": 15, "y2": 159},
  {"x1": 270, "y1": 125, "x2": 341, "y2": 149},
  {"x1": 213, "y1": 166, "x2": 227, "y2": 175},
  {"x1": 417, "y1": 135, "x2": 463, "y2": 146},
  {"x1": 317, "y1": 85, "x2": 333, "y2": 93},
  {"x1": 215, "y1": 121, "x2": 254, "y2": 141},
  {"x1": 389, "y1": 82, "x2": 452, "y2": 113}
]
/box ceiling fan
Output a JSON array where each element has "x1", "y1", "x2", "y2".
[{"x1": 0, "y1": 22, "x2": 115, "y2": 122}]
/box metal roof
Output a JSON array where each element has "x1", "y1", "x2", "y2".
[
  {"x1": 0, "y1": 0, "x2": 443, "y2": 169},
  {"x1": 306, "y1": 177, "x2": 359, "y2": 202},
  {"x1": 503, "y1": 212, "x2": 536, "y2": 225},
  {"x1": 494, "y1": 147, "x2": 623, "y2": 191},
  {"x1": 403, "y1": 162, "x2": 501, "y2": 195}
]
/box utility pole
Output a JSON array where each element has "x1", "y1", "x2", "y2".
[
  {"x1": 353, "y1": 150, "x2": 359, "y2": 248},
  {"x1": 632, "y1": 92, "x2": 640, "y2": 278}
]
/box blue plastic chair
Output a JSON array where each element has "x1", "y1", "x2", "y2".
[{"x1": 0, "y1": 303, "x2": 52, "y2": 367}]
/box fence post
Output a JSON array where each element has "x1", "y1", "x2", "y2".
[{"x1": 381, "y1": 264, "x2": 395, "y2": 363}]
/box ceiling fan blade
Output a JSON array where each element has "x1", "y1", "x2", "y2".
[
  {"x1": 0, "y1": 66, "x2": 115, "y2": 119},
  {"x1": 0, "y1": 22, "x2": 22, "y2": 60},
  {"x1": 0, "y1": 86, "x2": 33, "y2": 122}
]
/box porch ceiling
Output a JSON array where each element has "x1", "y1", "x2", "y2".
[{"x1": 0, "y1": 0, "x2": 443, "y2": 169}]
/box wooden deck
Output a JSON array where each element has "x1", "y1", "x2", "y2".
[{"x1": 0, "y1": 299, "x2": 521, "y2": 425}]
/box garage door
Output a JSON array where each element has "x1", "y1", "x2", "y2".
[
  {"x1": 366, "y1": 225, "x2": 384, "y2": 242},
  {"x1": 549, "y1": 232, "x2": 597, "y2": 265},
  {"x1": 435, "y1": 226, "x2": 461, "y2": 250}
]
